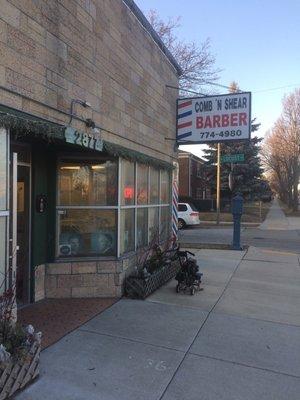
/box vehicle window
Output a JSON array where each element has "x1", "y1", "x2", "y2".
[
  {"x1": 189, "y1": 203, "x2": 198, "y2": 211},
  {"x1": 178, "y1": 204, "x2": 187, "y2": 212}
]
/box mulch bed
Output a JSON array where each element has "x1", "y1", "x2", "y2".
[{"x1": 18, "y1": 298, "x2": 118, "y2": 349}]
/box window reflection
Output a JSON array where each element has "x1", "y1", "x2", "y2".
[
  {"x1": 121, "y1": 160, "x2": 135, "y2": 205},
  {"x1": 59, "y1": 160, "x2": 118, "y2": 206},
  {"x1": 160, "y1": 170, "x2": 170, "y2": 204},
  {"x1": 137, "y1": 208, "x2": 148, "y2": 248},
  {"x1": 160, "y1": 206, "x2": 171, "y2": 241},
  {"x1": 120, "y1": 209, "x2": 135, "y2": 254},
  {"x1": 59, "y1": 209, "x2": 116, "y2": 257},
  {"x1": 149, "y1": 207, "x2": 159, "y2": 243},
  {"x1": 137, "y1": 164, "x2": 148, "y2": 204},
  {"x1": 150, "y1": 167, "x2": 159, "y2": 204}
]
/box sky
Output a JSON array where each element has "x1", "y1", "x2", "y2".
[{"x1": 135, "y1": 0, "x2": 300, "y2": 158}]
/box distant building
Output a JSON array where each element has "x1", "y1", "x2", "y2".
[{"x1": 178, "y1": 151, "x2": 211, "y2": 200}]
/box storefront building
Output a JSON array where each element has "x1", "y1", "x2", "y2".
[{"x1": 0, "y1": 0, "x2": 181, "y2": 303}]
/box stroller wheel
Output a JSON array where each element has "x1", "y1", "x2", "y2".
[
  {"x1": 176, "y1": 284, "x2": 180, "y2": 293},
  {"x1": 190, "y1": 287, "x2": 195, "y2": 295}
]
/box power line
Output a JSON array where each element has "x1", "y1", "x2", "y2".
[
  {"x1": 253, "y1": 84, "x2": 300, "y2": 93},
  {"x1": 168, "y1": 81, "x2": 300, "y2": 96}
]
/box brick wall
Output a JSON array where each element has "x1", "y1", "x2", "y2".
[
  {"x1": 190, "y1": 159, "x2": 204, "y2": 199},
  {"x1": 0, "y1": 0, "x2": 179, "y2": 164},
  {"x1": 178, "y1": 157, "x2": 189, "y2": 197}
]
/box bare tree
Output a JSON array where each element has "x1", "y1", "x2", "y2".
[
  {"x1": 148, "y1": 10, "x2": 220, "y2": 93},
  {"x1": 262, "y1": 89, "x2": 300, "y2": 210}
]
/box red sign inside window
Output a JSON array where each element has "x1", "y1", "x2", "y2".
[{"x1": 124, "y1": 187, "x2": 134, "y2": 199}]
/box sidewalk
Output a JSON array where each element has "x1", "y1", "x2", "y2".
[
  {"x1": 259, "y1": 198, "x2": 300, "y2": 230},
  {"x1": 16, "y1": 246, "x2": 300, "y2": 400}
]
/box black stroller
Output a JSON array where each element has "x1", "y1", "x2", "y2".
[{"x1": 175, "y1": 249, "x2": 203, "y2": 295}]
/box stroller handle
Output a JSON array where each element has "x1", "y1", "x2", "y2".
[{"x1": 186, "y1": 251, "x2": 195, "y2": 256}]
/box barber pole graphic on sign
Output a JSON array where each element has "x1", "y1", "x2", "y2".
[
  {"x1": 177, "y1": 100, "x2": 193, "y2": 141},
  {"x1": 177, "y1": 92, "x2": 251, "y2": 144}
]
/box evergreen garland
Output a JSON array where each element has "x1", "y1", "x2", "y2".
[
  {"x1": 103, "y1": 141, "x2": 174, "y2": 170},
  {"x1": 0, "y1": 111, "x2": 173, "y2": 171},
  {"x1": 0, "y1": 112, "x2": 65, "y2": 141}
]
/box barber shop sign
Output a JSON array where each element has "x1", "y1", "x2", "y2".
[{"x1": 176, "y1": 92, "x2": 251, "y2": 144}]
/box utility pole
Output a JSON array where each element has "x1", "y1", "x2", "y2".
[{"x1": 216, "y1": 143, "x2": 221, "y2": 225}]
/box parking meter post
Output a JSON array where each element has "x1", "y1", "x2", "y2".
[{"x1": 232, "y1": 194, "x2": 243, "y2": 250}]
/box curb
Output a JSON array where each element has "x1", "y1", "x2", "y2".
[
  {"x1": 180, "y1": 242, "x2": 249, "y2": 251},
  {"x1": 200, "y1": 222, "x2": 260, "y2": 227}
]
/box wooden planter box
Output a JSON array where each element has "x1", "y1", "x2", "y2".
[
  {"x1": 125, "y1": 260, "x2": 180, "y2": 299},
  {"x1": 0, "y1": 341, "x2": 40, "y2": 400}
]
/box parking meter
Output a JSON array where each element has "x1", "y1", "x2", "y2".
[{"x1": 232, "y1": 194, "x2": 243, "y2": 250}]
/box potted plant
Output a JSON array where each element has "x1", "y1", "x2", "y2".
[
  {"x1": 0, "y1": 287, "x2": 41, "y2": 400},
  {"x1": 125, "y1": 235, "x2": 180, "y2": 299}
]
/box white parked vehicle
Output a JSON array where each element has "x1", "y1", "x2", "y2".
[{"x1": 178, "y1": 203, "x2": 200, "y2": 229}]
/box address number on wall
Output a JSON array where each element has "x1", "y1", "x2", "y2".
[{"x1": 65, "y1": 126, "x2": 103, "y2": 151}]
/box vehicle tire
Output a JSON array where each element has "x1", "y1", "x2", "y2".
[
  {"x1": 176, "y1": 284, "x2": 180, "y2": 293},
  {"x1": 178, "y1": 218, "x2": 186, "y2": 230}
]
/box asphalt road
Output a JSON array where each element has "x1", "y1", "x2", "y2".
[
  {"x1": 179, "y1": 199, "x2": 300, "y2": 253},
  {"x1": 179, "y1": 226, "x2": 300, "y2": 253}
]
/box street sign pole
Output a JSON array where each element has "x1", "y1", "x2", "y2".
[{"x1": 216, "y1": 143, "x2": 221, "y2": 225}]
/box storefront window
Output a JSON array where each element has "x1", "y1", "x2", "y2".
[
  {"x1": 149, "y1": 207, "x2": 159, "y2": 243},
  {"x1": 58, "y1": 209, "x2": 116, "y2": 257},
  {"x1": 121, "y1": 160, "x2": 135, "y2": 205},
  {"x1": 120, "y1": 209, "x2": 135, "y2": 254},
  {"x1": 150, "y1": 167, "x2": 159, "y2": 204},
  {"x1": 137, "y1": 164, "x2": 148, "y2": 204},
  {"x1": 160, "y1": 170, "x2": 170, "y2": 204},
  {"x1": 160, "y1": 206, "x2": 171, "y2": 241},
  {"x1": 57, "y1": 156, "x2": 172, "y2": 258},
  {"x1": 58, "y1": 160, "x2": 118, "y2": 206},
  {"x1": 137, "y1": 208, "x2": 148, "y2": 248}
]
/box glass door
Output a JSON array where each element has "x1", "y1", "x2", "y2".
[
  {"x1": 10, "y1": 144, "x2": 31, "y2": 305},
  {"x1": 16, "y1": 164, "x2": 31, "y2": 304}
]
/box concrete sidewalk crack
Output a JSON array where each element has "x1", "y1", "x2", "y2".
[
  {"x1": 210, "y1": 310, "x2": 300, "y2": 328},
  {"x1": 188, "y1": 353, "x2": 300, "y2": 380},
  {"x1": 156, "y1": 250, "x2": 249, "y2": 400},
  {"x1": 245, "y1": 258, "x2": 299, "y2": 265},
  {"x1": 77, "y1": 327, "x2": 186, "y2": 354}
]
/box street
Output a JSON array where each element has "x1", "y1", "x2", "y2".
[
  {"x1": 179, "y1": 199, "x2": 300, "y2": 253},
  {"x1": 16, "y1": 200, "x2": 300, "y2": 400}
]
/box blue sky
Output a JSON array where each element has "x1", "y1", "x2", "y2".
[{"x1": 135, "y1": 0, "x2": 300, "y2": 156}]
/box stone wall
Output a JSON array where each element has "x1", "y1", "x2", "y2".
[
  {"x1": 34, "y1": 255, "x2": 137, "y2": 301},
  {"x1": 0, "y1": 0, "x2": 179, "y2": 164},
  {"x1": 34, "y1": 264, "x2": 45, "y2": 302}
]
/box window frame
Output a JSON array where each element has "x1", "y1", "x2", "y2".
[
  {"x1": 56, "y1": 155, "x2": 172, "y2": 259},
  {"x1": 56, "y1": 155, "x2": 119, "y2": 260}
]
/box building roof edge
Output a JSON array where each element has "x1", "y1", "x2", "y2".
[{"x1": 122, "y1": 0, "x2": 183, "y2": 76}]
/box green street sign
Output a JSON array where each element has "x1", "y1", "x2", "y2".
[{"x1": 221, "y1": 153, "x2": 245, "y2": 163}]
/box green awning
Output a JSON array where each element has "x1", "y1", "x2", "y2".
[
  {"x1": 103, "y1": 141, "x2": 174, "y2": 170},
  {"x1": 0, "y1": 104, "x2": 174, "y2": 170},
  {"x1": 0, "y1": 105, "x2": 65, "y2": 141}
]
